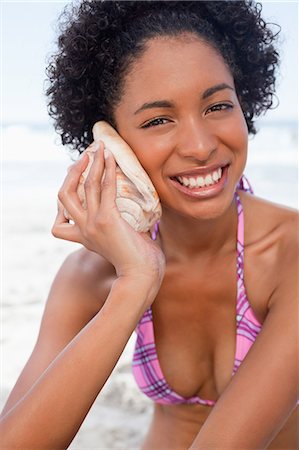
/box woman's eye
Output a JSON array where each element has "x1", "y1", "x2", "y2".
[
  {"x1": 206, "y1": 103, "x2": 233, "y2": 114},
  {"x1": 141, "y1": 117, "x2": 169, "y2": 129}
]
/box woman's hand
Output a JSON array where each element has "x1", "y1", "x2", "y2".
[{"x1": 52, "y1": 141, "x2": 165, "y2": 296}]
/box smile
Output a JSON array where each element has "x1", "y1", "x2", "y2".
[
  {"x1": 169, "y1": 165, "x2": 229, "y2": 198},
  {"x1": 176, "y1": 168, "x2": 222, "y2": 189}
]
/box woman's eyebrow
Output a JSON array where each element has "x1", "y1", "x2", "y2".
[
  {"x1": 202, "y1": 83, "x2": 235, "y2": 99},
  {"x1": 133, "y1": 83, "x2": 235, "y2": 115},
  {"x1": 134, "y1": 100, "x2": 174, "y2": 115}
]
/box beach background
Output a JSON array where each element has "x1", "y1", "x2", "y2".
[{"x1": 1, "y1": 1, "x2": 298, "y2": 449}]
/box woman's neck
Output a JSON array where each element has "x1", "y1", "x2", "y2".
[{"x1": 156, "y1": 197, "x2": 238, "y2": 263}]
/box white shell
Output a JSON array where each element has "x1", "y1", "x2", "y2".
[{"x1": 64, "y1": 121, "x2": 162, "y2": 232}]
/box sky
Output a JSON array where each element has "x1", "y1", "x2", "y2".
[{"x1": 1, "y1": 0, "x2": 298, "y2": 126}]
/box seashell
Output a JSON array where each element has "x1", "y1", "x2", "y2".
[{"x1": 64, "y1": 121, "x2": 162, "y2": 232}]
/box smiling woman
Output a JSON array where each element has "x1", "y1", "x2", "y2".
[
  {"x1": 1, "y1": 1, "x2": 298, "y2": 449},
  {"x1": 113, "y1": 36, "x2": 248, "y2": 220}
]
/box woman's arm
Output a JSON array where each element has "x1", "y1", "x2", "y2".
[
  {"x1": 190, "y1": 222, "x2": 298, "y2": 449},
  {"x1": 1, "y1": 248, "x2": 110, "y2": 416},
  {"x1": 0, "y1": 273, "x2": 154, "y2": 449},
  {"x1": 1, "y1": 144, "x2": 165, "y2": 448}
]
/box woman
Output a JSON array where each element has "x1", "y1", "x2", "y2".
[{"x1": 1, "y1": 1, "x2": 298, "y2": 448}]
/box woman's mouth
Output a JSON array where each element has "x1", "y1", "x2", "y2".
[{"x1": 169, "y1": 165, "x2": 229, "y2": 198}]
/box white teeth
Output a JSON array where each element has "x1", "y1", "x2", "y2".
[
  {"x1": 205, "y1": 174, "x2": 213, "y2": 185},
  {"x1": 182, "y1": 176, "x2": 190, "y2": 186},
  {"x1": 212, "y1": 170, "x2": 219, "y2": 182},
  {"x1": 197, "y1": 176, "x2": 205, "y2": 187},
  {"x1": 189, "y1": 177, "x2": 197, "y2": 187},
  {"x1": 176, "y1": 167, "x2": 223, "y2": 189}
]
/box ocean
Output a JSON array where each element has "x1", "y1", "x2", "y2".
[{"x1": 3, "y1": 121, "x2": 298, "y2": 208}]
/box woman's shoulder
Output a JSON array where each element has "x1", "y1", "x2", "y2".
[
  {"x1": 50, "y1": 247, "x2": 117, "y2": 317},
  {"x1": 63, "y1": 246, "x2": 116, "y2": 283},
  {"x1": 239, "y1": 191, "x2": 298, "y2": 282},
  {"x1": 239, "y1": 190, "x2": 298, "y2": 246},
  {"x1": 239, "y1": 191, "x2": 298, "y2": 317}
]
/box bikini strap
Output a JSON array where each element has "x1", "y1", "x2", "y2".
[
  {"x1": 235, "y1": 174, "x2": 254, "y2": 302},
  {"x1": 237, "y1": 174, "x2": 254, "y2": 194},
  {"x1": 151, "y1": 221, "x2": 159, "y2": 241},
  {"x1": 235, "y1": 192, "x2": 245, "y2": 280}
]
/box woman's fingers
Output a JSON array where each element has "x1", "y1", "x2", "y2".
[
  {"x1": 100, "y1": 149, "x2": 117, "y2": 211},
  {"x1": 58, "y1": 152, "x2": 89, "y2": 224},
  {"x1": 53, "y1": 142, "x2": 119, "y2": 251},
  {"x1": 84, "y1": 141, "x2": 105, "y2": 213},
  {"x1": 52, "y1": 200, "x2": 82, "y2": 243}
]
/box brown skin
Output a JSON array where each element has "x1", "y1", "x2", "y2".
[
  {"x1": 1, "y1": 35, "x2": 298, "y2": 448},
  {"x1": 141, "y1": 190, "x2": 299, "y2": 449},
  {"x1": 114, "y1": 35, "x2": 298, "y2": 448}
]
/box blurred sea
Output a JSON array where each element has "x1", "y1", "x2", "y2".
[{"x1": 2, "y1": 120, "x2": 298, "y2": 208}]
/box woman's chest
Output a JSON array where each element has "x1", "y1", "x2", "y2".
[{"x1": 151, "y1": 253, "x2": 270, "y2": 400}]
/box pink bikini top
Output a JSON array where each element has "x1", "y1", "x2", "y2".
[{"x1": 132, "y1": 176, "x2": 263, "y2": 406}]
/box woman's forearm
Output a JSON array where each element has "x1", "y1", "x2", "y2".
[{"x1": 0, "y1": 277, "x2": 152, "y2": 449}]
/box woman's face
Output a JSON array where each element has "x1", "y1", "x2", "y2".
[{"x1": 114, "y1": 34, "x2": 248, "y2": 220}]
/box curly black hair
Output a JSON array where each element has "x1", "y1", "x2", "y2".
[{"x1": 45, "y1": 0, "x2": 280, "y2": 154}]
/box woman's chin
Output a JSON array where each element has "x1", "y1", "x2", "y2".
[{"x1": 160, "y1": 184, "x2": 238, "y2": 223}]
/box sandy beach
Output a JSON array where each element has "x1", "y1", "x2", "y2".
[
  {"x1": 1, "y1": 123, "x2": 297, "y2": 448},
  {"x1": 2, "y1": 214, "x2": 152, "y2": 449},
  {"x1": 2, "y1": 142, "x2": 152, "y2": 449}
]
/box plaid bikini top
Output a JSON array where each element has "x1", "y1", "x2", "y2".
[{"x1": 132, "y1": 176, "x2": 263, "y2": 406}]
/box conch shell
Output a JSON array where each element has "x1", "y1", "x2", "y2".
[{"x1": 65, "y1": 121, "x2": 161, "y2": 232}]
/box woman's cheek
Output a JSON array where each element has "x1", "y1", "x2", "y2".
[
  {"x1": 233, "y1": 108, "x2": 249, "y2": 145},
  {"x1": 131, "y1": 133, "x2": 173, "y2": 169},
  {"x1": 219, "y1": 114, "x2": 248, "y2": 158}
]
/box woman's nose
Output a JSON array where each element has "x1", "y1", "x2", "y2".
[{"x1": 175, "y1": 119, "x2": 218, "y2": 162}]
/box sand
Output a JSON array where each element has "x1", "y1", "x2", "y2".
[{"x1": 2, "y1": 156, "x2": 152, "y2": 449}]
